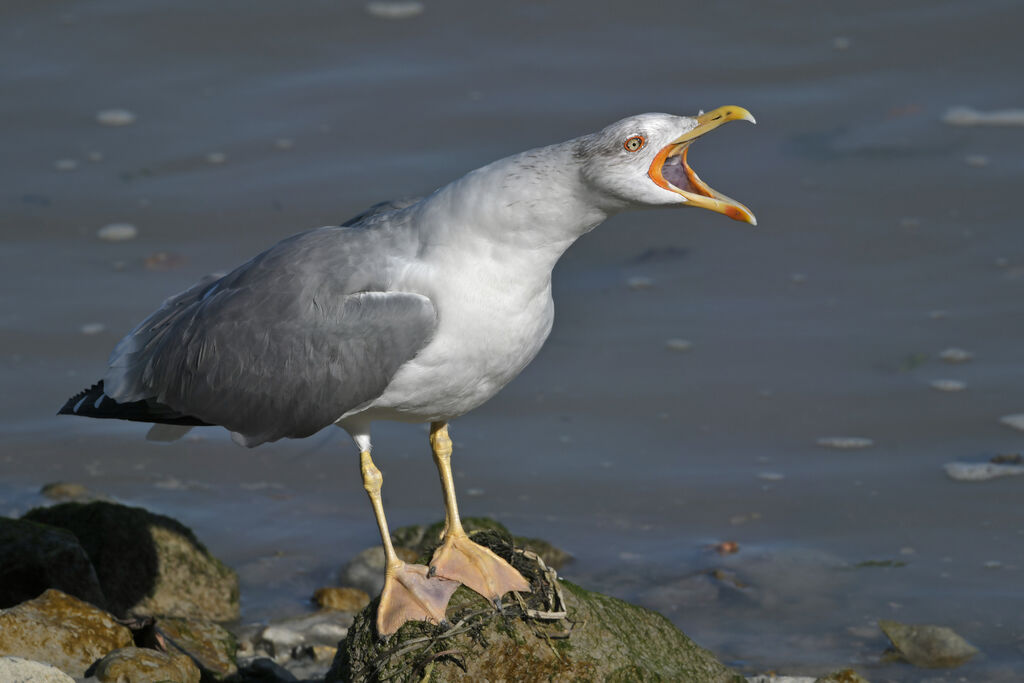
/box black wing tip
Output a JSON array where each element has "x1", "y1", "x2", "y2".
[
  {"x1": 58, "y1": 381, "x2": 105, "y2": 416},
  {"x1": 58, "y1": 379, "x2": 212, "y2": 426}
]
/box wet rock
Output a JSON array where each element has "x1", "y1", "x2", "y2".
[
  {"x1": 255, "y1": 611, "x2": 354, "y2": 656},
  {"x1": 0, "y1": 517, "x2": 107, "y2": 609},
  {"x1": 23, "y1": 501, "x2": 239, "y2": 620},
  {"x1": 999, "y1": 413, "x2": 1024, "y2": 432},
  {"x1": 313, "y1": 587, "x2": 370, "y2": 612},
  {"x1": 328, "y1": 531, "x2": 741, "y2": 683},
  {"x1": 229, "y1": 657, "x2": 298, "y2": 682},
  {"x1": 944, "y1": 460, "x2": 1024, "y2": 481},
  {"x1": 93, "y1": 646, "x2": 200, "y2": 683},
  {"x1": 0, "y1": 656, "x2": 75, "y2": 683},
  {"x1": 879, "y1": 619, "x2": 978, "y2": 668},
  {"x1": 0, "y1": 589, "x2": 133, "y2": 678},
  {"x1": 156, "y1": 616, "x2": 238, "y2": 679}
]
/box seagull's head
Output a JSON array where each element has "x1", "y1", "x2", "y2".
[{"x1": 577, "y1": 106, "x2": 757, "y2": 225}]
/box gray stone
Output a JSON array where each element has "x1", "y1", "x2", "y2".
[
  {"x1": 879, "y1": 619, "x2": 979, "y2": 668},
  {"x1": 0, "y1": 517, "x2": 107, "y2": 609},
  {"x1": 23, "y1": 501, "x2": 239, "y2": 620},
  {"x1": 0, "y1": 656, "x2": 76, "y2": 683},
  {"x1": 0, "y1": 589, "x2": 133, "y2": 678}
]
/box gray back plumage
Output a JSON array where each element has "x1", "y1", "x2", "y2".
[{"x1": 103, "y1": 215, "x2": 436, "y2": 446}]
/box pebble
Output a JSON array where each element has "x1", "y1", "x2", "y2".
[
  {"x1": 964, "y1": 154, "x2": 990, "y2": 167},
  {"x1": 1000, "y1": 414, "x2": 1024, "y2": 432},
  {"x1": 97, "y1": 223, "x2": 138, "y2": 242},
  {"x1": 96, "y1": 108, "x2": 137, "y2": 126},
  {"x1": 54, "y1": 159, "x2": 78, "y2": 172},
  {"x1": 938, "y1": 347, "x2": 973, "y2": 363},
  {"x1": 78, "y1": 322, "x2": 106, "y2": 336},
  {"x1": 625, "y1": 275, "x2": 654, "y2": 290},
  {"x1": 365, "y1": 1, "x2": 424, "y2": 19},
  {"x1": 831, "y1": 36, "x2": 851, "y2": 50},
  {"x1": 816, "y1": 436, "x2": 874, "y2": 449},
  {"x1": 144, "y1": 251, "x2": 186, "y2": 271},
  {"x1": 206, "y1": 152, "x2": 227, "y2": 164},
  {"x1": 665, "y1": 338, "x2": 693, "y2": 352},
  {"x1": 930, "y1": 379, "x2": 967, "y2": 392},
  {"x1": 274, "y1": 138, "x2": 294, "y2": 150},
  {"x1": 942, "y1": 106, "x2": 1024, "y2": 127}
]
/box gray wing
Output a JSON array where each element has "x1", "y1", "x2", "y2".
[{"x1": 103, "y1": 224, "x2": 435, "y2": 446}]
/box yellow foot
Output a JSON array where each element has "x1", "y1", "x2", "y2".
[
  {"x1": 429, "y1": 532, "x2": 530, "y2": 607},
  {"x1": 377, "y1": 561, "x2": 459, "y2": 637}
]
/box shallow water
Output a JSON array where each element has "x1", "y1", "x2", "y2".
[{"x1": 3, "y1": 0, "x2": 1024, "y2": 679}]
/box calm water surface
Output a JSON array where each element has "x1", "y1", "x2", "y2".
[{"x1": 2, "y1": 1, "x2": 1023, "y2": 679}]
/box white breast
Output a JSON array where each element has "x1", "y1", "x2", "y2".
[{"x1": 360, "y1": 253, "x2": 555, "y2": 422}]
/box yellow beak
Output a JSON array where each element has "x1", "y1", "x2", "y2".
[{"x1": 649, "y1": 105, "x2": 757, "y2": 225}]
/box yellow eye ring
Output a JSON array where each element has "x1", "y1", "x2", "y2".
[{"x1": 623, "y1": 135, "x2": 646, "y2": 152}]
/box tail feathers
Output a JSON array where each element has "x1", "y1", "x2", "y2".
[{"x1": 59, "y1": 380, "x2": 211, "y2": 427}]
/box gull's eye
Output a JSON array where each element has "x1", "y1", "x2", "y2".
[{"x1": 623, "y1": 135, "x2": 646, "y2": 152}]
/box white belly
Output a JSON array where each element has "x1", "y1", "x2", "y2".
[{"x1": 353, "y1": 260, "x2": 555, "y2": 423}]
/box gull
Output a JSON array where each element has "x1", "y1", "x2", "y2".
[{"x1": 60, "y1": 106, "x2": 756, "y2": 635}]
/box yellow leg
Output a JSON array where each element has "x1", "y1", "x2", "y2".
[
  {"x1": 360, "y1": 450, "x2": 457, "y2": 636},
  {"x1": 427, "y1": 423, "x2": 530, "y2": 606}
]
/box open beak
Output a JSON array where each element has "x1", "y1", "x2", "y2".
[{"x1": 648, "y1": 105, "x2": 757, "y2": 225}]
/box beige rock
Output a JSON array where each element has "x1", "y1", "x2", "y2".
[
  {"x1": 156, "y1": 617, "x2": 237, "y2": 679},
  {"x1": 313, "y1": 587, "x2": 371, "y2": 612},
  {"x1": 0, "y1": 589, "x2": 132, "y2": 678},
  {"x1": 0, "y1": 656, "x2": 76, "y2": 683},
  {"x1": 94, "y1": 646, "x2": 200, "y2": 683}
]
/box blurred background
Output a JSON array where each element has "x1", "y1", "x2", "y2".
[{"x1": 2, "y1": 0, "x2": 1023, "y2": 679}]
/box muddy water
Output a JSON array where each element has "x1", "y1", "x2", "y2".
[{"x1": 3, "y1": 0, "x2": 1023, "y2": 679}]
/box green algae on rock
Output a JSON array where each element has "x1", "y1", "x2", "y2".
[
  {"x1": 328, "y1": 530, "x2": 741, "y2": 683},
  {"x1": 23, "y1": 501, "x2": 239, "y2": 620},
  {"x1": 0, "y1": 589, "x2": 133, "y2": 678}
]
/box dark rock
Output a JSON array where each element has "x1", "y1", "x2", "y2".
[
  {"x1": 0, "y1": 517, "x2": 107, "y2": 609},
  {"x1": 0, "y1": 589, "x2": 133, "y2": 678},
  {"x1": 327, "y1": 530, "x2": 742, "y2": 683},
  {"x1": 228, "y1": 657, "x2": 299, "y2": 683},
  {"x1": 92, "y1": 646, "x2": 201, "y2": 683},
  {"x1": 23, "y1": 501, "x2": 239, "y2": 620}
]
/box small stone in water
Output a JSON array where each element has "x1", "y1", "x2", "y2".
[
  {"x1": 54, "y1": 159, "x2": 78, "y2": 171},
  {"x1": 626, "y1": 276, "x2": 654, "y2": 290},
  {"x1": 665, "y1": 338, "x2": 693, "y2": 352},
  {"x1": 930, "y1": 379, "x2": 967, "y2": 392},
  {"x1": 938, "y1": 347, "x2": 973, "y2": 363},
  {"x1": 145, "y1": 251, "x2": 186, "y2": 271},
  {"x1": 80, "y1": 323, "x2": 106, "y2": 335},
  {"x1": 274, "y1": 138, "x2": 294, "y2": 150},
  {"x1": 832, "y1": 36, "x2": 852, "y2": 50},
  {"x1": 999, "y1": 414, "x2": 1024, "y2": 432},
  {"x1": 206, "y1": 152, "x2": 227, "y2": 164},
  {"x1": 97, "y1": 223, "x2": 138, "y2": 242},
  {"x1": 365, "y1": 1, "x2": 424, "y2": 19},
  {"x1": 817, "y1": 436, "x2": 874, "y2": 449},
  {"x1": 96, "y1": 108, "x2": 137, "y2": 126},
  {"x1": 964, "y1": 154, "x2": 990, "y2": 167}
]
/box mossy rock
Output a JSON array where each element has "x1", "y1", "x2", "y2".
[
  {"x1": 391, "y1": 517, "x2": 572, "y2": 570},
  {"x1": 327, "y1": 530, "x2": 741, "y2": 683},
  {"x1": 23, "y1": 502, "x2": 239, "y2": 620}
]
